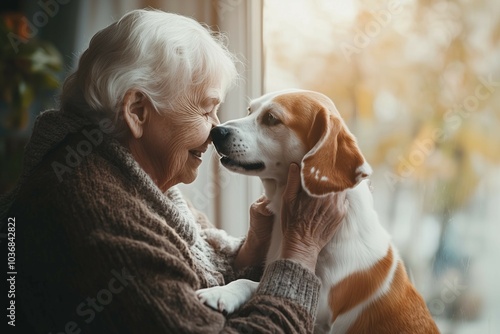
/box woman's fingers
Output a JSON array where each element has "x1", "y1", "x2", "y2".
[
  {"x1": 278, "y1": 165, "x2": 350, "y2": 271},
  {"x1": 252, "y1": 197, "x2": 273, "y2": 217},
  {"x1": 283, "y1": 163, "x2": 301, "y2": 204}
]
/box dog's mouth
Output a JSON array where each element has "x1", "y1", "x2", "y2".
[{"x1": 220, "y1": 156, "x2": 265, "y2": 172}]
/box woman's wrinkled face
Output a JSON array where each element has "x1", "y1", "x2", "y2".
[{"x1": 141, "y1": 86, "x2": 222, "y2": 191}]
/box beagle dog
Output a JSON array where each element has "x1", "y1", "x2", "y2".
[{"x1": 197, "y1": 89, "x2": 439, "y2": 333}]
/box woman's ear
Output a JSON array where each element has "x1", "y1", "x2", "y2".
[{"x1": 122, "y1": 90, "x2": 150, "y2": 139}]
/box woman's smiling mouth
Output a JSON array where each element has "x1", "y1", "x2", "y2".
[{"x1": 189, "y1": 147, "x2": 207, "y2": 160}]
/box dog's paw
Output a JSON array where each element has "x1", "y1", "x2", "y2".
[
  {"x1": 196, "y1": 285, "x2": 246, "y2": 314},
  {"x1": 197, "y1": 279, "x2": 259, "y2": 314}
]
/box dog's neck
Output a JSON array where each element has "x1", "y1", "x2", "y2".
[
  {"x1": 317, "y1": 181, "x2": 393, "y2": 288},
  {"x1": 261, "y1": 178, "x2": 287, "y2": 214},
  {"x1": 260, "y1": 177, "x2": 286, "y2": 263}
]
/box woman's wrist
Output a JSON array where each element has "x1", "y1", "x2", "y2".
[
  {"x1": 280, "y1": 240, "x2": 319, "y2": 272},
  {"x1": 233, "y1": 232, "x2": 269, "y2": 271}
]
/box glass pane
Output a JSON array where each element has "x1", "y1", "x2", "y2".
[{"x1": 264, "y1": 0, "x2": 500, "y2": 332}]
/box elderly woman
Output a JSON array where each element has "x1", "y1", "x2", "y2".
[{"x1": 1, "y1": 9, "x2": 346, "y2": 333}]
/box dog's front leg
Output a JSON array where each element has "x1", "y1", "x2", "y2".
[{"x1": 196, "y1": 279, "x2": 259, "y2": 314}]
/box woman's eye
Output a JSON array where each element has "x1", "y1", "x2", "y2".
[
  {"x1": 202, "y1": 105, "x2": 213, "y2": 117},
  {"x1": 203, "y1": 103, "x2": 218, "y2": 119}
]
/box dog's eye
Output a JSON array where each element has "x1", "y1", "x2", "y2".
[{"x1": 263, "y1": 112, "x2": 280, "y2": 126}]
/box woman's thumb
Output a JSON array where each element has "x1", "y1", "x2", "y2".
[{"x1": 283, "y1": 163, "x2": 301, "y2": 203}]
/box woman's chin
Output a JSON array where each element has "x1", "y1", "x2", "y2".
[{"x1": 180, "y1": 167, "x2": 198, "y2": 185}]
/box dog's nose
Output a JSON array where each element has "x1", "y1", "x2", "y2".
[{"x1": 210, "y1": 126, "x2": 230, "y2": 143}]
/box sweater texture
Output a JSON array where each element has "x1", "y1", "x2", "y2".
[{"x1": 1, "y1": 109, "x2": 320, "y2": 333}]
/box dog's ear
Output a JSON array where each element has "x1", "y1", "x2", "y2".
[{"x1": 301, "y1": 108, "x2": 371, "y2": 196}]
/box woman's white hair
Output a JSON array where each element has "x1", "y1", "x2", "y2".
[{"x1": 61, "y1": 9, "x2": 238, "y2": 135}]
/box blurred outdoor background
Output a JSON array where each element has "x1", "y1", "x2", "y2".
[
  {"x1": 265, "y1": 0, "x2": 500, "y2": 332},
  {"x1": 1, "y1": 0, "x2": 499, "y2": 333}
]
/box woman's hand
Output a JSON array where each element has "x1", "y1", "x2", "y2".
[
  {"x1": 234, "y1": 196, "x2": 274, "y2": 271},
  {"x1": 280, "y1": 163, "x2": 348, "y2": 272},
  {"x1": 248, "y1": 195, "x2": 274, "y2": 246}
]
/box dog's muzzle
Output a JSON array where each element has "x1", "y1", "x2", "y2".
[{"x1": 210, "y1": 126, "x2": 265, "y2": 171}]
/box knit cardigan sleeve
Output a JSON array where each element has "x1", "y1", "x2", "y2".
[{"x1": 12, "y1": 141, "x2": 321, "y2": 334}]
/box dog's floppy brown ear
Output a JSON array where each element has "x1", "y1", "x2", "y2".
[{"x1": 301, "y1": 108, "x2": 371, "y2": 196}]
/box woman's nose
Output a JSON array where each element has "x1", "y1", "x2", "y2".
[{"x1": 212, "y1": 114, "x2": 220, "y2": 126}]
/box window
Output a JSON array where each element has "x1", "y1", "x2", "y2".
[
  {"x1": 264, "y1": 0, "x2": 500, "y2": 332},
  {"x1": 178, "y1": 0, "x2": 265, "y2": 237}
]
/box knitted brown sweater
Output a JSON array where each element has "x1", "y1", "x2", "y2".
[{"x1": 2, "y1": 110, "x2": 321, "y2": 333}]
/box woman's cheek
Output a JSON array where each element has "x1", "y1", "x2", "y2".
[
  {"x1": 198, "y1": 118, "x2": 213, "y2": 138},
  {"x1": 179, "y1": 118, "x2": 210, "y2": 145}
]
